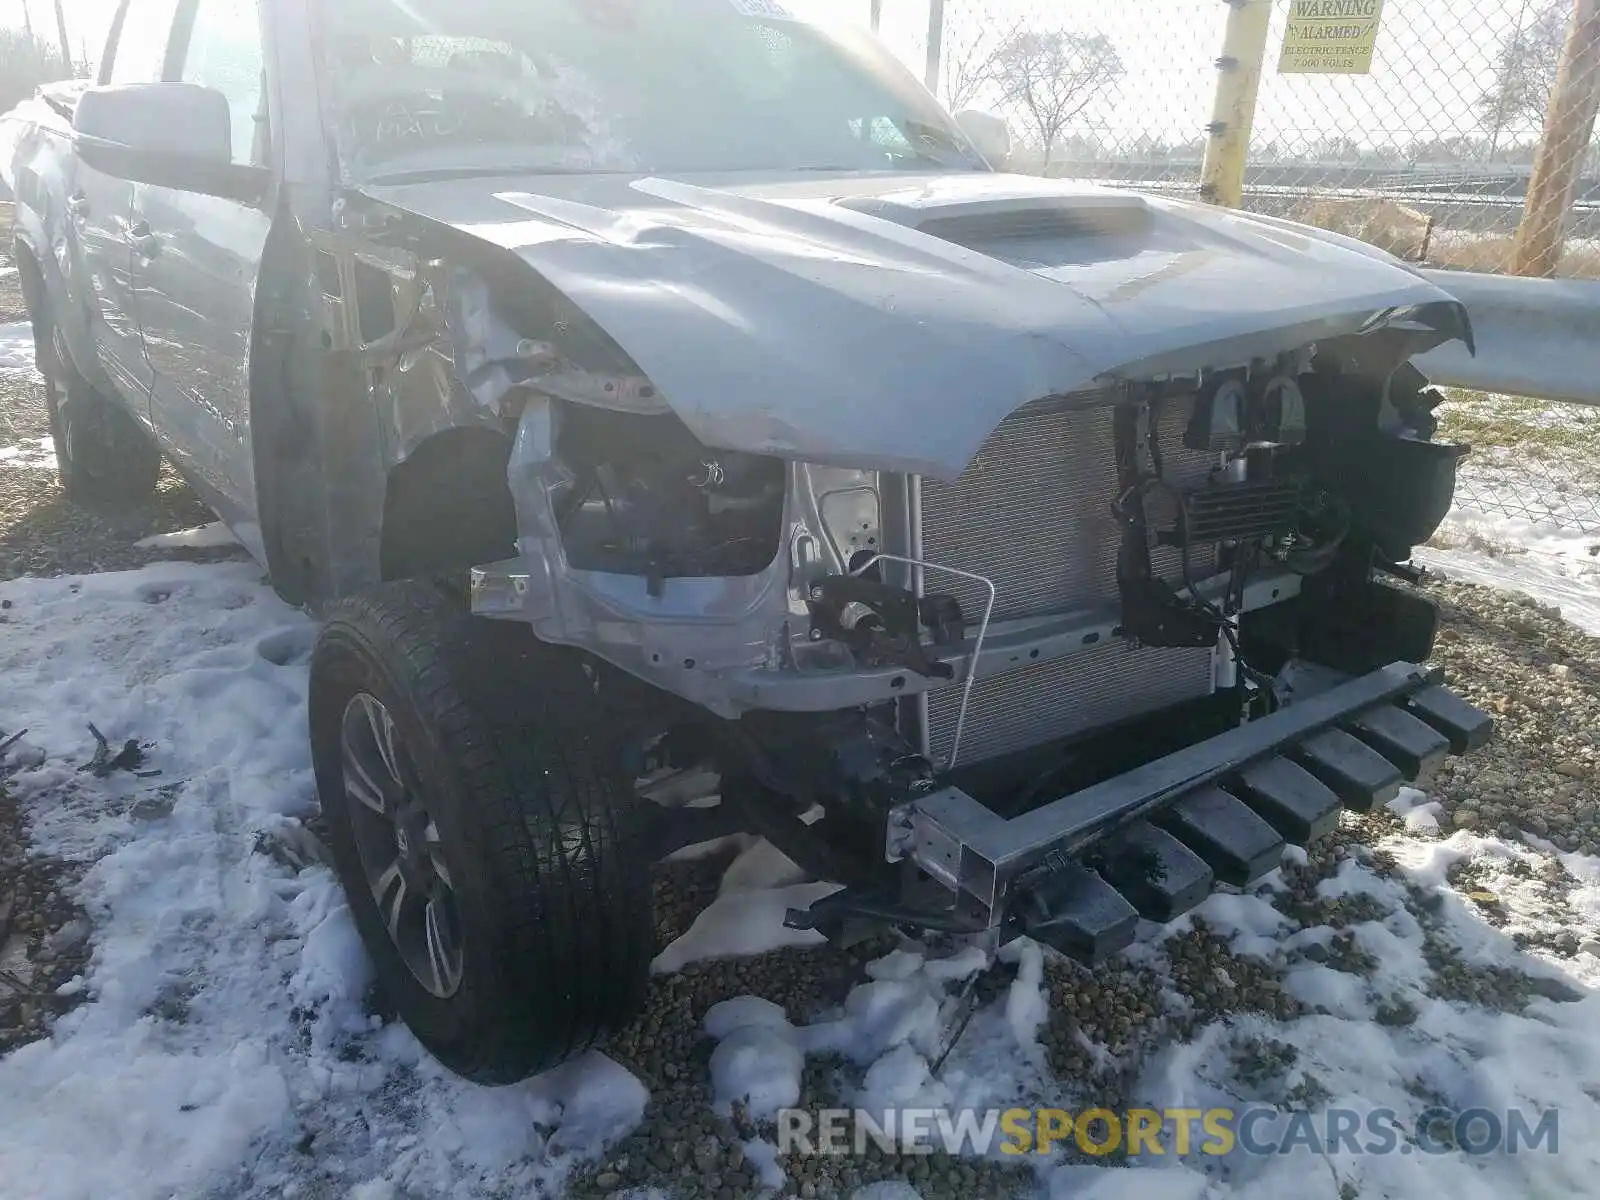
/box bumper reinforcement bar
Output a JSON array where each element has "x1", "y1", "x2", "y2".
[{"x1": 870, "y1": 661, "x2": 1492, "y2": 963}]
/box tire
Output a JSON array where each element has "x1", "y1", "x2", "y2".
[
  {"x1": 308, "y1": 581, "x2": 655, "y2": 1083},
  {"x1": 38, "y1": 319, "x2": 160, "y2": 506}
]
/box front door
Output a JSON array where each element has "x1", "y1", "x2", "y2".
[
  {"x1": 73, "y1": 0, "x2": 185, "y2": 411},
  {"x1": 134, "y1": 0, "x2": 272, "y2": 549}
]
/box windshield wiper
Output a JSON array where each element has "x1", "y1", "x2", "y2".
[
  {"x1": 891, "y1": 149, "x2": 986, "y2": 172},
  {"x1": 362, "y1": 164, "x2": 610, "y2": 185}
]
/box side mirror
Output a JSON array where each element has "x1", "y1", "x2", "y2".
[
  {"x1": 955, "y1": 109, "x2": 1011, "y2": 166},
  {"x1": 73, "y1": 83, "x2": 262, "y2": 201}
]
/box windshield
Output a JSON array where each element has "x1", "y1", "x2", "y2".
[{"x1": 314, "y1": 0, "x2": 986, "y2": 181}]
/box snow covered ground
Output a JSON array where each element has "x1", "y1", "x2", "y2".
[
  {"x1": 0, "y1": 564, "x2": 649, "y2": 1200},
  {"x1": 1421, "y1": 509, "x2": 1600, "y2": 636},
  {"x1": 0, "y1": 558, "x2": 1595, "y2": 1200},
  {"x1": 0, "y1": 331, "x2": 1595, "y2": 1199}
]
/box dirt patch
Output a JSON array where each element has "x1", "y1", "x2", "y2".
[{"x1": 0, "y1": 369, "x2": 238, "y2": 577}]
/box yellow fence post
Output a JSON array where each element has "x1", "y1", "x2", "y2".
[
  {"x1": 1512, "y1": 0, "x2": 1600, "y2": 277},
  {"x1": 52, "y1": 0, "x2": 72, "y2": 73},
  {"x1": 925, "y1": 0, "x2": 946, "y2": 94},
  {"x1": 1200, "y1": 0, "x2": 1274, "y2": 208}
]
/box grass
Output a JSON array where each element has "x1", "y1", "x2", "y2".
[
  {"x1": 1435, "y1": 391, "x2": 1600, "y2": 462},
  {"x1": 1279, "y1": 194, "x2": 1600, "y2": 279},
  {"x1": 1424, "y1": 233, "x2": 1600, "y2": 279}
]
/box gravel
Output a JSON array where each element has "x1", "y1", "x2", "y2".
[
  {"x1": 1423, "y1": 579, "x2": 1600, "y2": 854},
  {"x1": 0, "y1": 369, "x2": 235, "y2": 578},
  {"x1": 568, "y1": 577, "x2": 1600, "y2": 1197},
  {"x1": 0, "y1": 280, "x2": 1596, "y2": 1195},
  {"x1": 0, "y1": 246, "x2": 26, "y2": 326},
  {"x1": 0, "y1": 768, "x2": 92, "y2": 1054}
]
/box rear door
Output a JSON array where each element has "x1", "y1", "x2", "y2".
[
  {"x1": 133, "y1": 0, "x2": 272, "y2": 539},
  {"x1": 72, "y1": 0, "x2": 182, "y2": 414}
]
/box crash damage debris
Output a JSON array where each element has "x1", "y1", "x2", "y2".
[{"x1": 78, "y1": 723, "x2": 159, "y2": 779}]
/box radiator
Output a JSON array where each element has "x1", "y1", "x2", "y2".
[{"x1": 918, "y1": 396, "x2": 1219, "y2": 766}]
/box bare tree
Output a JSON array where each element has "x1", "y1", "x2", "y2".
[
  {"x1": 52, "y1": 0, "x2": 72, "y2": 75},
  {"x1": 1480, "y1": 1, "x2": 1571, "y2": 149},
  {"x1": 940, "y1": 23, "x2": 1015, "y2": 113},
  {"x1": 989, "y1": 30, "x2": 1123, "y2": 168},
  {"x1": 0, "y1": 27, "x2": 76, "y2": 112}
]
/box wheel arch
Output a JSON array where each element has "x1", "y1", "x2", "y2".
[
  {"x1": 12, "y1": 207, "x2": 99, "y2": 390},
  {"x1": 380, "y1": 425, "x2": 518, "y2": 583}
]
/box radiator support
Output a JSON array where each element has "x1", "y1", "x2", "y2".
[{"x1": 910, "y1": 397, "x2": 1221, "y2": 766}]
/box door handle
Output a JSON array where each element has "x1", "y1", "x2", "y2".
[
  {"x1": 66, "y1": 192, "x2": 89, "y2": 221},
  {"x1": 128, "y1": 223, "x2": 163, "y2": 259}
]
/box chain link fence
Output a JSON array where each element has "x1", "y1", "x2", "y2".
[
  {"x1": 822, "y1": 0, "x2": 1600, "y2": 276},
  {"x1": 804, "y1": 0, "x2": 1600, "y2": 536},
  {"x1": 1438, "y1": 395, "x2": 1600, "y2": 534}
]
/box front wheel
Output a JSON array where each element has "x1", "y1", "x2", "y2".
[{"x1": 309, "y1": 582, "x2": 655, "y2": 1083}]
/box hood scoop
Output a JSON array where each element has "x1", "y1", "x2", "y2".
[
  {"x1": 916, "y1": 203, "x2": 1152, "y2": 248},
  {"x1": 837, "y1": 190, "x2": 1153, "y2": 250}
]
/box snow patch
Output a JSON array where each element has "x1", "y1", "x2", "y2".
[
  {"x1": 134, "y1": 521, "x2": 239, "y2": 550},
  {"x1": 1131, "y1": 815, "x2": 1600, "y2": 1200},
  {"x1": 704, "y1": 995, "x2": 793, "y2": 1040},
  {"x1": 1386, "y1": 786, "x2": 1444, "y2": 834},
  {"x1": 0, "y1": 562, "x2": 648, "y2": 1199},
  {"x1": 693, "y1": 929, "x2": 1060, "y2": 1157},
  {"x1": 0, "y1": 435, "x2": 55, "y2": 469},
  {"x1": 709, "y1": 1024, "x2": 803, "y2": 1119},
  {"x1": 1048, "y1": 1162, "x2": 1212, "y2": 1199},
  {"x1": 0, "y1": 319, "x2": 38, "y2": 373},
  {"x1": 1421, "y1": 505, "x2": 1600, "y2": 635},
  {"x1": 743, "y1": 1136, "x2": 788, "y2": 1190},
  {"x1": 718, "y1": 835, "x2": 807, "y2": 894},
  {"x1": 1003, "y1": 938, "x2": 1048, "y2": 1049},
  {"x1": 650, "y1": 880, "x2": 836, "y2": 973}
]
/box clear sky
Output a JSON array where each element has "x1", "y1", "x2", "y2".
[
  {"x1": 3, "y1": 0, "x2": 1538, "y2": 158},
  {"x1": 807, "y1": 0, "x2": 1533, "y2": 157}
]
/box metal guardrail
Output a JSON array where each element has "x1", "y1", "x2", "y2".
[{"x1": 1415, "y1": 269, "x2": 1600, "y2": 408}]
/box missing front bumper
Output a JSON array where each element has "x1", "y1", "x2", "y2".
[{"x1": 808, "y1": 662, "x2": 1490, "y2": 963}]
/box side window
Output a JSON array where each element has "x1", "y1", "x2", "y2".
[
  {"x1": 174, "y1": 0, "x2": 267, "y2": 166},
  {"x1": 105, "y1": 0, "x2": 183, "y2": 85}
]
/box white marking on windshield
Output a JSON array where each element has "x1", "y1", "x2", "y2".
[{"x1": 726, "y1": 0, "x2": 797, "y2": 19}]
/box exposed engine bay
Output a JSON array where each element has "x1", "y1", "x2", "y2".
[
  {"x1": 463, "y1": 302, "x2": 1481, "y2": 962},
  {"x1": 311, "y1": 174, "x2": 1485, "y2": 967},
  {"x1": 6, "y1": 0, "x2": 1500, "y2": 1089},
  {"x1": 553, "y1": 406, "x2": 787, "y2": 582}
]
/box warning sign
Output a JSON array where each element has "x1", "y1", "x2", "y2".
[{"x1": 1278, "y1": 0, "x2": 1385, "y2": 74}]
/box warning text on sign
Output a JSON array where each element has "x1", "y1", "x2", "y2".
[{"x1": 1279, "y1": 0, "x2": 1386, "y2": 75}]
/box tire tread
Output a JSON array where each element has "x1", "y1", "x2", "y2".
[{"x1": 310, "y1": 581, "x2": 653, "y2": 1083}]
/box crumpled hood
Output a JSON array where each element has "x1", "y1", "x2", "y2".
[{"x1": 362, "y1": 170, "x2": 1468, "y2": 478}]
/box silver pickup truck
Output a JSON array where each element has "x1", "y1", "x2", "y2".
[{"x1": 3, "y1": 0, "x2": 1491, "y2": 1085}]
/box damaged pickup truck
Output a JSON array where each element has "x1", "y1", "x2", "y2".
[{"x1": 4, "y1": 0, "x2": 1492, "y2": 1083}]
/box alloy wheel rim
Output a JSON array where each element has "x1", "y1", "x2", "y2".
[{"x1": 340, "y1": 692, "x2": 464, "y2": 998}]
